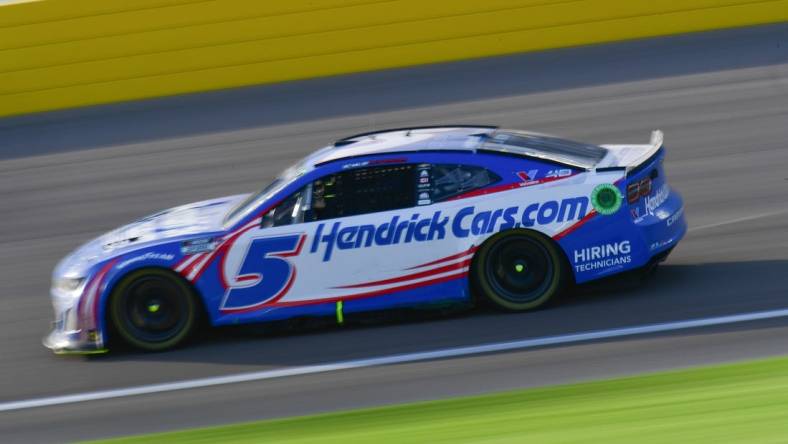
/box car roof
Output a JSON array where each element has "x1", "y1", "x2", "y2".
[{"x1": 304, "y1": 125, "x2": 606, "y2": 170}]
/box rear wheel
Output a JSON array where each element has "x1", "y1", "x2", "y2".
[
  {"x1": 109, "y1": 268, "x2": 199, "y2": 351},
  {"x1": 472, "y1": 230, "x2": 567, "y2": 311}
]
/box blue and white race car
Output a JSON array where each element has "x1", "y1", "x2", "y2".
[{"x1": 45, "y1": 125, "x2": 686, "y2": 353}]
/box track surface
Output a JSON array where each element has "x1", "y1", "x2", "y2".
[{"x1": 1, "y1": 23, "x2": 787, "y2": 443}]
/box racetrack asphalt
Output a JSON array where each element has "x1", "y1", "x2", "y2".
[{"x1": 0, "y1": 22, "x2": 787, "y2": 443}]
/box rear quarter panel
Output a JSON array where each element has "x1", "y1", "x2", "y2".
[{"x1": 557, "y1": 149, "x2": 686, "y2": 284}]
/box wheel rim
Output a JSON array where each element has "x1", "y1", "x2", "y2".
[
  {"x1": 484, "y1": 235, "x2": 554, "y2": 304},
  {"x1": 121, "y1": 276, "x2": 188, "y2": 343}
]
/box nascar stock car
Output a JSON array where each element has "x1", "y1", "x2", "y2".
[{"x1": 45, "y1": 125, "x2": 686, "y2": 353}]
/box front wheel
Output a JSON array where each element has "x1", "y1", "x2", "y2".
[
  {"x1": 109, "y1": 268, "x2": 199, "y2": 351},
  {"x1": 472, "y1": 230, "x2": 567, "y2": 311}
]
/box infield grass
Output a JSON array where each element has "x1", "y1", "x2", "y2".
[{"x1": 94, "y1": 355, "x2": 788, "y2": 443}]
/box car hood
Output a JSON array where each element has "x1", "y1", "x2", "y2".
[{"x1": 55, "y1": 194, "x2": 250, "y2": 278}]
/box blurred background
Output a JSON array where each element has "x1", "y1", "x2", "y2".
[{"x1": 0, "y1": 1, "x2": 787, "y2": 442}]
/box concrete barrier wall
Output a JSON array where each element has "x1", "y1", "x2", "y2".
[{"x1": 2, "y1": 0, "x2": 787, "y2": 117}]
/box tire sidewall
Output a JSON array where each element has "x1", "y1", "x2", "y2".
[
  {"x1": 109, "y1": 268, "x2": 199, "y2": 351},
  {"x1": 472, "y1": 229, "x2": 565, "y2": 311}
]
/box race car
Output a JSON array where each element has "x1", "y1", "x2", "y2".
[{"x1": 44, "y1": 125, "x2": 686, "y2": 353}]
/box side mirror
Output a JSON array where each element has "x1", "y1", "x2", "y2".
[{"x1": 260, "y1": 212, "x2": 274, "y2": 228}]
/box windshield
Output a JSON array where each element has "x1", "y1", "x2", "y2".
[{"x1": 223, "y1": 160, "x2": 308, "y2": 227}]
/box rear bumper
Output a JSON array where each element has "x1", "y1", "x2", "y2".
[
  {"x1": 633, "y1": 193, "x2": 686, "y2": 260},
  {"x1": 561, "y1": 184, "x2": 686, "y2": 284}
]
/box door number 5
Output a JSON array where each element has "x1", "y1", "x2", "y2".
[{"x1": 220, "y1": 234, "x2": 305, "y2": 313}]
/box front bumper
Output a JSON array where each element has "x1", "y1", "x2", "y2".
[
  {"x1": 43, "y1": 290, "x2": 107, "y2": 354},
  {"x1": 43, "y1": 329, "x2": 107, "y2": 355}
]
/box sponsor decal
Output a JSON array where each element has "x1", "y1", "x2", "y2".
[
  {"x1": 117, "y1": 252, "x2": 175, "y2": 269},
  {"x1": 342, "y1": 161, "x2": 369, "y2": 169},
  {"x1": 650, "y1": 238, "x2": 674, "y2": 251},
  {"x1": 181, "y1": 237, "x2": 220, "y2": 255},
  {"x1": 516, "y1": 169, "x2": 539, "y2": 183},
  {"x1": 573, "y1": 240, "x2": 631, "y2": 272},
  {"x1": 311, "y1": 197, "x2": 589, "y2": 261},
  {"x1": 667, "y1": 206, "x2": 684, "y2": 227},
  {"x1": 591, "y1": 183, "x2": 622, "y2": 215},
  {"x1": 416, "y1": 164, "x2": 432, "y2": 205},
  {"x1": 645, "y1": 184, "x2": 669, "y2": 215},
  {"x1": 546, "y1": 168, "x2": 573, "y2": 178}
]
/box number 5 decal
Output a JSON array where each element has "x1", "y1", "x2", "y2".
[{"x1": 220, "y1": 234, "x2": 305, "y2": 313}]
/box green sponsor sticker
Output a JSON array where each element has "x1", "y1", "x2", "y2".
[{"x1": 591, "y1": 183, "x2": 622, "y2": 215}]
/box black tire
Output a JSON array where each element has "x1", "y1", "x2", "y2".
[
  {"x1": 472, "y1": 229, "x2": 567, "y2": 311},
  {"x1": 109, "y1": 268, "x2": 199, "y2": 351}
]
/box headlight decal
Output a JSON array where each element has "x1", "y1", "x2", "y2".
[{"x1": 54, "y1": 277, "x2": 86, "y2": 293}]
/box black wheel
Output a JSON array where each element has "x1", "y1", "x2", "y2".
[
  {"x1": 109, "y1": 268, "x2": 199, "y2": 351},
  {"x1": 472, "y1": 229, "x2": 567, "y2": 311}
]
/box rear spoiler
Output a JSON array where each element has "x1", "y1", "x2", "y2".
[
  {"x1": 625, "y1": 130, "x2": 663, "y2": 175},
  {"x1": 640, "y1": 130, "x2": 664, "y2": 166},
  {"x1": 595, "y1": 130, "x2": 664, "y2": 173}
]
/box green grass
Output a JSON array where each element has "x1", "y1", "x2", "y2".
[{"x1": 94, "y1": 355, "x2": 788, "y2": 444}]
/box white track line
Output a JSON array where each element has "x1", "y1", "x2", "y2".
[
  {"x1": 3, "y1": 308, "x2": 788, "y2": 413},
  {"x1": 689, "y1": 209, "x2": 788, "y2": 232}
]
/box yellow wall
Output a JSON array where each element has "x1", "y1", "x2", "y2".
[{"x1": 2, "y1": 0, "x2": 787, "y2": 117}]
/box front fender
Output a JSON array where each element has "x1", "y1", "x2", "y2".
[{"x1": 89, "y1": 245, "x2": 184, "y2": 346}]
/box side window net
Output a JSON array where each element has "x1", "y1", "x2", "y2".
[{"x1": 428, "y1": 164, "x2": 500, "y2": 202}]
